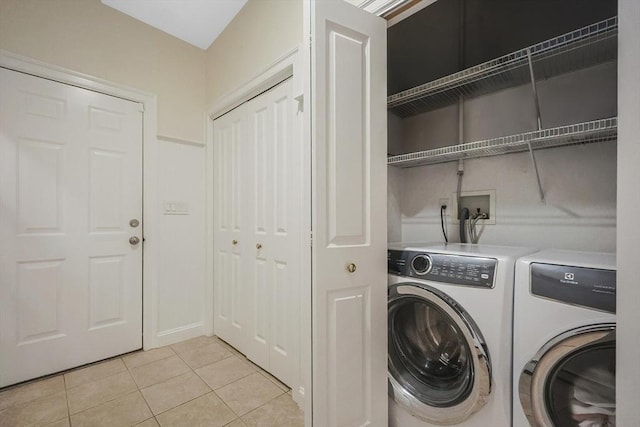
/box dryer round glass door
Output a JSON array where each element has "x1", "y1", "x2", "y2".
[
  {"x1": 387, "y1": 282, "x2": 491, "y2": 424},
  {"x1": 519, "y1": 324, "x2": 616, "y2": 427}
]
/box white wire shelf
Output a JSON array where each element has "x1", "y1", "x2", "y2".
[
  {"x1": 387, "y1": 117, "x2": 617, "y2": 168},
  {"x1": 388, "y1": 17, "x2": 618, "y2": 118}
]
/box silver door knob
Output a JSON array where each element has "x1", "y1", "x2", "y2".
[
  {"x1": 129, "y1": 219, "x2": 140, "y2": 227},
  {"x1": 129, "y1": 236, "x2": 140, "y2": 245},
  {"x1": 347, "y1": 263, "x2": 357, "y2": 273}
]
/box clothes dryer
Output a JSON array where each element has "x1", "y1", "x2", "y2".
[
  {"x1": 387, "y1": 243, "x2": 536, "y2": 427},
  {"x1": 513, "y1": 250, "x2": 616, "y2": 427}
]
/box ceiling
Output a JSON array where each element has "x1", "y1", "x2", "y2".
[{"x1": 101, "y1": 0, "x2": 248, "y2": 50}]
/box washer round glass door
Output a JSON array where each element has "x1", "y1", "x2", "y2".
[
  {"x1": 388, "y1": 282, "x2": 492, "y2": 424},
  {"x1": 519, "y1": 324, "x2": 616, "y2": 427}
]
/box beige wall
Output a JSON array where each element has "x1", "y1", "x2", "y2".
[
  {"x1": 206, "y1": 0, "x2": 303, "y2": 107},
  {"x1": 0, "y1": 0, "x2": 207, "y2": 142}
]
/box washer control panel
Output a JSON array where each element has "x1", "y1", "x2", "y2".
[{"x1": 388, "y1": 249, "x2": 497, "y2": 288}]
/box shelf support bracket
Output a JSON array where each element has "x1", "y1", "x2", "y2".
[{"x1": 526, "y1": 48, "x2": 546, "y2": 203}]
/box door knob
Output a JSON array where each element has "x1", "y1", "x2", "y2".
[
  {"x1": 347, "y1": 263, "x2": 357, "y2": 273},
  {"x1": 129, "y1": 219, "x2": 140, "y2": 227},
  {"x1": 129, "y1": 236, "x2": 140, "y2": 245},
  {"x1": 232, "y1": 240, "x2": 238, "y2": 245},
  {"x1": 256, "y1": 243, "x2": 262, "y2": 249}
]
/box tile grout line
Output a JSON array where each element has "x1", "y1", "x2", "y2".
[
  {"x1": 66, "y1": 358, "x2": 137, "y2": 417},
  {"x1": 123, "y1": 354, "x2": 157, "y2": 425},
  {"x1": 67, "y1": 348, "x2": 218, "y2": 425},
  {"x1": 172, "y1": 389, "x2": 241, "y2": 425},
  {"x1": 257, "y1": 370, "x2": 291, "y2": 393},
  {"x1": 2, "y1": 336, "x2": 300, "y2": 426},
  {"x1": 63, "y1": 373, "x2": 71, "y2": 426},
  {"x1": 150, "y1": 390, "x2": 215, "y2": 419},
  {"x1": 124, "y1": 344, "x2": 181, "y2": 395},
  {"x1": 130, "y1": 352, "x2": 196, "y2": 392},
  {"x1": 142, "y1": 342, "x2": 214, "y2": 421},
  {"x1": 0, "y1": 370, "x2": 78, "y2": 418},
  {"x1": 211, "y1": 372, "x2": 288, "y2": 420},
  {"x1": 166, "y1": 340, "x2": 273, "y2": 423},
  {"x1": 165, "y1": 337, "x2": 267, "y2": 421},
  {"x1": 186, "y1": 351, "x2": 256, "y2": 420},
  {"x1": 124, "y1": 346, "x2": 176, "y2": 372},
  {"x1": 169, "y1": 342, "x2": 220, "y2": 414},
  {"x1": 240, "y1": 388, "x2": 288, "y2": 421},
  {"x1": 194, "y1": 337, "x2": 294, "y2": 420}
]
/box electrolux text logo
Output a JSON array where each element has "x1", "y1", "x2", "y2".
[{"x1": 560, "y1": 271, "x2": 578, "y2": 285}]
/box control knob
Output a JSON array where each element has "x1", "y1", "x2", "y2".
[{"x1": 411, "y1": 254, "x2": 432, "y2": 276}]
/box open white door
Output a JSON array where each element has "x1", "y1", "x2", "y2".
[{"x1": 310, "y1": 1, "x2": 387, "y2": 425}]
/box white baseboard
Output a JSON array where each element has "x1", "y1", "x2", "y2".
[{"x1": 155, "y1": 322, "x2": 204, "y2": 347}]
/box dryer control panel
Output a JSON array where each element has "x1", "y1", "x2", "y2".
[
  {"x1": 388, "y1": 250, "x2": 497, "y2": 288},
  {"x1": 530, "y1": 263, "x2": 616, "y2": 313}
]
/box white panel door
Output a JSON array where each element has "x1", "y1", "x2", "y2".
[
  {"x1": 213, "y1": 103, "x2": 250, "y2": 352},
  {"x1": 311, "y1": 1, "x2": 387, "y2": 425},
  {"x1": 244, "y1": 78, "x2": 300, "y2": 388},
  {"x1": 0, "y1": 68, "x2": 143, "y2": 387}
]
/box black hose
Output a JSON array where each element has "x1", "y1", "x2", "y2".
[{"x1": 459, "y1": 208, "x2": 469, "y2": 243}]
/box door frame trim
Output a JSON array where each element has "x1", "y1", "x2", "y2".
[
  {"x1": 205, "y1": 46, "x2": 310, "y2": 411},
  {"x1": 0, "y1": 49, "x2": 160, "y2": 351},
  {"x1": 206, "y1": 47, "x2": 302, "y2": 119}
]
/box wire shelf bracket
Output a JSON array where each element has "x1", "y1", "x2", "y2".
[{"x1": 526, "y1": 47, "x2": 546, "y2": 203}]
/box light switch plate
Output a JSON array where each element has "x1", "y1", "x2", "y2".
[{"x1": 163, "y1": 201, "x2": 190, "y2": 215}]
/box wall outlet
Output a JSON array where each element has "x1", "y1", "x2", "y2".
[{"x1": 439, "y1": 198, "x2": 450, "y2": 209}]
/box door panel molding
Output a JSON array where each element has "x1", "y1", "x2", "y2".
[{"x1": 0, "y1": 50, "x2": 160, "y2": 352}]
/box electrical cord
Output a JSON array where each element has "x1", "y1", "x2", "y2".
[
  {"x1": 440, "y1": 205, "x2": 448, "y2": 243},
  {"x1": 456, "y1": 163, "x2": 465, "y2": 243}
]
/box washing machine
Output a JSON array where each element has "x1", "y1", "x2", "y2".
[
  {"x1": 513, "y1": 250, "x2": 616, "y2": 427},
  {"x1": 387, "y1": 243, "x2": 537, "y2": 426}
]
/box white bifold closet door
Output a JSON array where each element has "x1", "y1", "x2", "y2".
[
  {"x1": 213, "y1": 98, "x2": 249, "y2": 354},
  {"x1": 213, "y1": 78, "x2": 300, "y2": 388},
  {"x1": 0, "y1": 68, "x2": 143, "y2": 387},
  {"x1": 310, "y1": 1, "x2": 388, "y2": 425}
]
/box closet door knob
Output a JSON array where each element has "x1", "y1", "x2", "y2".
[
  {"x1": 347, "y1": 263, "x2": 357, "y2": 273},
  {"x1": 232, "y1": 240, "x2": 238, "y2": 245},
  {"x1": 129, "y1": 236, "x2": 140, "y2": 245},
  {"x1": 256, "y1": 243, "x2": 263, "y2": 250}
]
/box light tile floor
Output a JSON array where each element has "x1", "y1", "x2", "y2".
[{"x1": 0, "y1": 336, "x2": 304, "y2": 427}]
